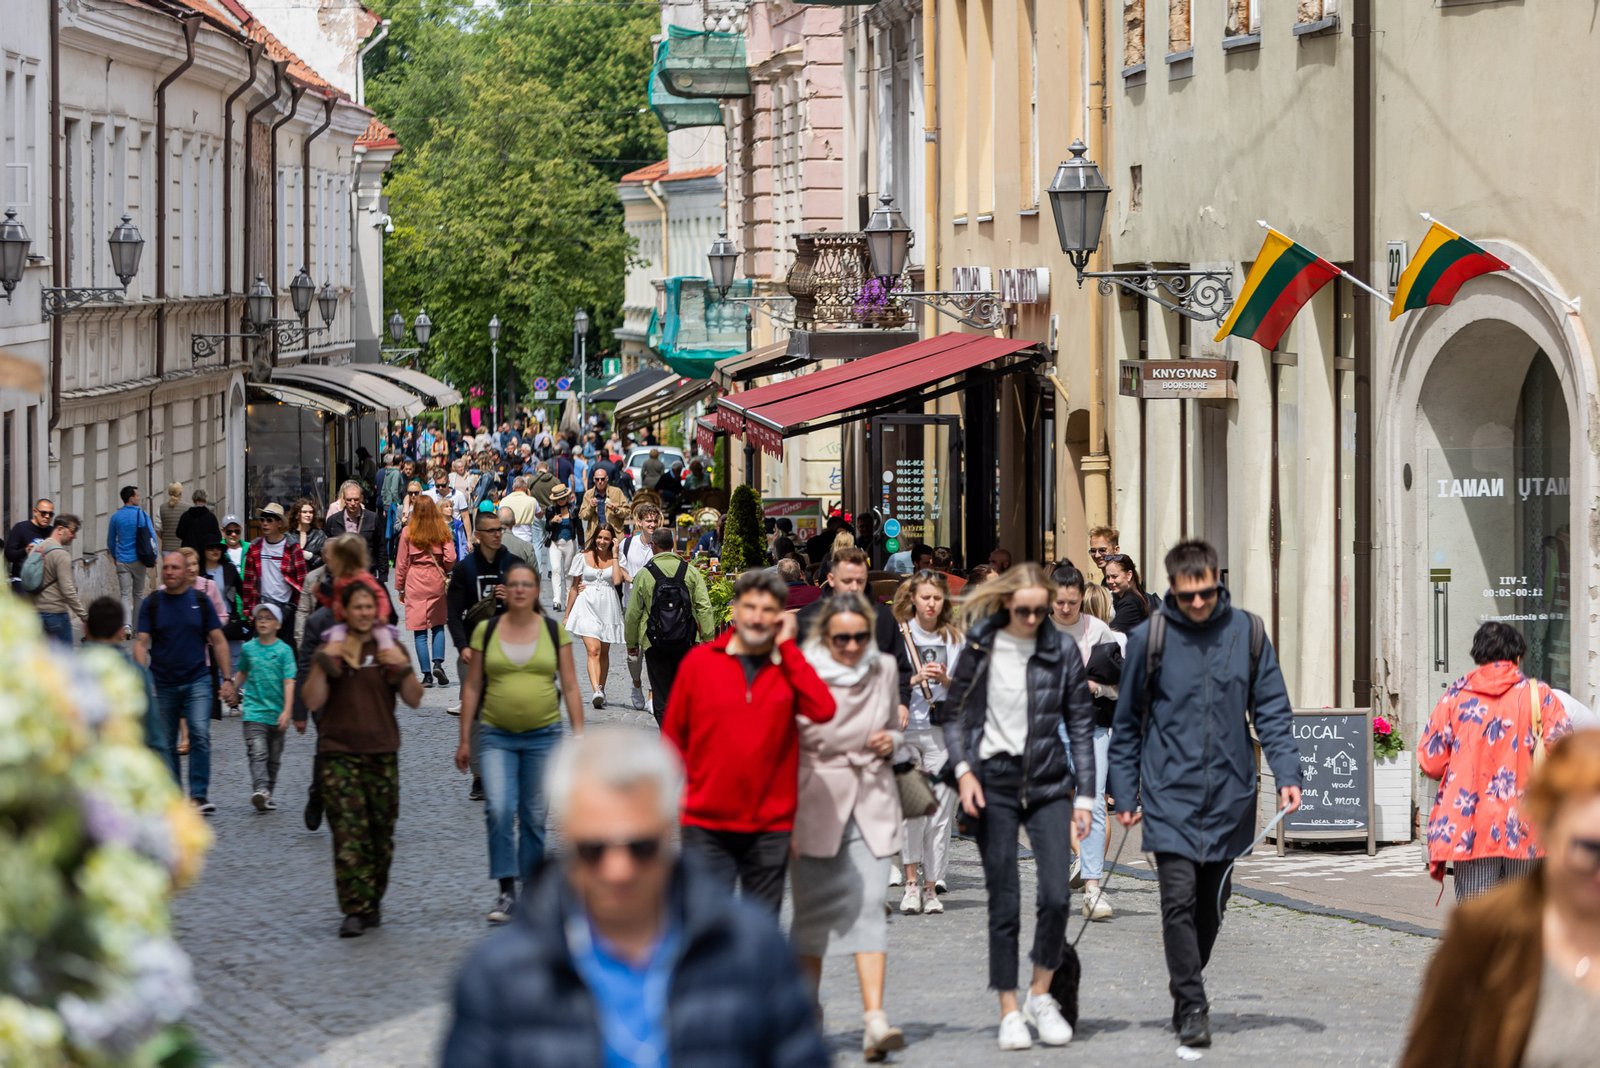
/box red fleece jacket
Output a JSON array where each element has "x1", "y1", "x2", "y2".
[{"x1": 662, "y1": 632, "x2": 836, "y2": 833}]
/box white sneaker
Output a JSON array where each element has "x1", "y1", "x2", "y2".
[
  {"x1": 899, "y1": 885, "x2": 922, "y2": 914},
  {"x1": 997, "y1": 1011, "x2": 1032, "y2": 1051},
  {"x1": 630, "y1": 686, "x2": 647, "y2": 711},
  {"x1": 1083, "y1": 889, "x2": 1114, "y2": 921},
  {"x1": 1069, "y1": 853, "x2": 1084, "y2": 889},
  {"x1": 888, "y1": 865, "x2": 904, "y2": 887},
  {"x1": 1024, "y1": 992, "x2": 1073, "y2": 1046},
  {"x1": 921, "y1": 886, "x2": 944, "y2": 914}
]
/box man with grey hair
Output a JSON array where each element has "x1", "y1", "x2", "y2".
[
  {"x1": 329, "y1": 479, "x2": 383, "y2": 580},
  {"x1": 499, "y1": 475, "x2": 541, "y2": 549},
  {"x1": 443, "y1": 728, "x2": 827, "y2": 1067},
  {"x1": 495, "y1": 506, "x2": 538, "y2": 566}
]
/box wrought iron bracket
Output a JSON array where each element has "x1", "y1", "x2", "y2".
[
  {"x1": 899, "y1": 291, "x2": 1006, "y2": 330},
  {"x1": 1076, "y1": 265, "x2": 1235, "y2": 323},
  {"x1": 271, "y1": 320, "x2": 326, "y2": 349},
  {"x1": 190, "y1": 330, "x2": 259, "y2": 365},
  {"x1": 42, "y1": 286, "x2": 129, "y2": 318},
  {"x1": 714, "y1": 294, "x2": 797, "y2": 327}
]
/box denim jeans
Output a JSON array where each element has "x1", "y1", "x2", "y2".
[
  {"x1": 243, "y1": 722, "x2": 285, "y2": 795},
  {"x1": 39, "y1": 611, "x2": 73, "y2": 646},
  {"x1": 1079, "y1": 725, "x2": 1113, "y2": 881},
  {"x1": 479, "y1": 723, "x2": 561, "y2": 881},
  {"x1": 412, "y1": 625, "x2": 445, "y2": 669},
  {"x1": 116, "y1": 560, "x2": 147, "y2": 626},
  {"x1": 528, "y1": 520, "x2": 549, "y2": 582},
  {"x1": 154, "y1": 675, "x2": 214, "y2": 799},
  {"x1": 975, "y1": 754, "x2": 1073, "y2": 991}
]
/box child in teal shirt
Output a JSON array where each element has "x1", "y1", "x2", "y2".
[{"x1": 232, "y1": 603, "x2": 297, "y2": 811}]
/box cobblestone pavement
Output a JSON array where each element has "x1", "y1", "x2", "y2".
[{"x1": 174, "y1": 601, "x2": 1435, "y2": 1066}]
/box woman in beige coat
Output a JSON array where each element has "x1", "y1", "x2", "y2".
[{"x1": 794, "y1": 592, "x2": 906, "y2": 1062}]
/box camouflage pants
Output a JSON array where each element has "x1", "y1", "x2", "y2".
[{"x1": 319, "y1": 753, "x2": 400, "y2": 917}]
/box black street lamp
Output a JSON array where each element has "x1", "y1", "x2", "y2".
[
  {"x1": 0, "y1": 208, "x2": 29, "y2": 302},
  {"x1": 489, "y1": 315, "x2": 501, "y2": 426},
  {"x1": 863, "y1": 194, "x2": 913, "y2": 281},
  {"x1": 413, "y1": 310, "x2": 433, "y2": 349},
  {"x1": 107, "y1": 214, "x2": 145, "y2": 289},
  {"x1": 9, "y1": 208, "x2": 149, "y2": 315},
  {"x1": 317, "y1": 281, "x2": 337, "y2": 327},
  {"x1": 388, "y1": 309, "x2": 405, "y2": 344},
  {"x1": 290, "y1": 267, "x2": 316, "y2": 321},
  {"x1": 246, "y1": 274, "x2": 276, "y2": 330},
  {"x1": 1046, "y1": 139, "x2": 1234, "y2": 322},
  {"x1": 708, "y1": 231, "x2": 739, "y2": 298}
]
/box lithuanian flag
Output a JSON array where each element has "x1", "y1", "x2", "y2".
[
  {"x1": 1214, "y1": 229, "x2": 1342, "y2": 352},
  {"x1": 1389, "y1": 221, "x2": 1508, "y2": 320}
]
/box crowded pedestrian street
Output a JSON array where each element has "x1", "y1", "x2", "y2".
[{"x1": 171, "y1": 612, "x2": 1430, "y2": 1067}]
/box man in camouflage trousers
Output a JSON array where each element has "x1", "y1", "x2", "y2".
[{"x1": 320, "y1": 754, "x2": 401, "y2": 921}]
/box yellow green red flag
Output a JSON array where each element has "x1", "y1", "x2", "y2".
[
  {"x1": 1214, "y1": 229, "x2": 1342, "y2": 352},
  {"x1": 1389, "y1": 222, "x2": 1508, "y2": 321}
]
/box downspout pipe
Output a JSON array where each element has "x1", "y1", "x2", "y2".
[
  {"x1": 268, "y1": 83, "x2": 308, "y2": 301},
  {"x1": 644, "y1": 181, "x2": 670, "y2": 278},
  {"x1": 301, "y1": 96, "x2": 335, "y2": 272},
  {"x1": 223, "y1": 39, "x2": 264, "y2": 305},
  {"x1": 356, "y1": 19, "x2": 390, "y2": 107},
  {"x1": 153, "y1": 12, "x2": 202, "y2": 378},
  {"x1": 1353, "y1": 0, "x2": 1374, "y2": 709},
  {"x1": 243, "y1": 60, "x2": 288, "y2": 295},
  {"x1": 48, "y1": 0, "x2": 62, "y2": 432}
]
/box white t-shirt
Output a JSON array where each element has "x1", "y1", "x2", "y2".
[
  {"x1": 620, "y1": 529, "x2": 656, "y2": 603},
  {"x1": 906, "y1": 620, "x2": 963, "y2": 731},
  {"x1": 258, "y1": 536, "x2": 291, "y2": 604},
  {"x1": 1053, "y1": 613, "x2": 1119, "y2": 666},
  {"x1": 980, "y1": 630, "x2": 1035, "y2": 760}
]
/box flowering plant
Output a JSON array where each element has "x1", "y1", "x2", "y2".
[
  {"x1": 1372, "y1": 714, "x2": 1406, "y2": 760},
  {"x1": 0, "y1": 595, "x2": 211, "y2": 1066},
  {"x1": 852, "y1": 277, "x2": 900, "y2": 319}
]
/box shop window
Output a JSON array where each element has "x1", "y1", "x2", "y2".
[{"x1": 1124, "y1": 0, "x2": 1147, "y2": 73}]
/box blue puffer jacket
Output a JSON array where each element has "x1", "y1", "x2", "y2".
[
  {"x1": 1106, "y1": 588, "x2": 1302, "y2": 862},
  {"x1": 441, "y1": 858, "x2": 828, "y2": 1068}
]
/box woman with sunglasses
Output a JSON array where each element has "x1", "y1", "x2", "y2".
[
  {"x1": 934, "y1": 562, "x2": 1095, "y2": 1051},
  {"x1": 891, "y1": 569, "x2": 964, "y2": 916},
  {"x1": 457, "y1": 559, "x2": 585, "y2": 925},
  {"x1": 792, "y1": 593, "x2": 907, "y2": 1061},
  {"x1": 1403, "y1": 731, "x2": 1600, "y2": 1067},
  {"x1": 1103, "y1": 553, "x2": 1157, "y2": 634}
]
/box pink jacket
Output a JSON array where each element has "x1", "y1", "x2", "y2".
[
  {"x1": 1418, "y1": 662, "x2": 1573, "y2": 878},
  {"x1": 793, "y1": 650, "x2": 903, "y2": 860},
  {"x1": 394, "y1": 530, "x2": 456, "y2": 631}
]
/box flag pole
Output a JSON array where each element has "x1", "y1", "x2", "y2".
[
  {"x1": 1258, "y1": 220, "x2": 1392, "y2": 307},
  {"x1": 1420, "y1": 212, "x2": 1581, "y2": 312}
]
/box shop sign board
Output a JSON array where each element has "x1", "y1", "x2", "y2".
[
  {"x1": 997, "y1": 268, "x2": 1050, "y2": 304},
  {"x1": 1118, "y1": 359, "x2": 1239, "y2": 400},
  {"x1": 1276, "y1": 708, "x2": 1376, "y2": 856},
  {"x1": 763, "y1": 497, "x2": 825, "y2": 544},
  {"x1": 951, "y1": 266, "x2": 992, "y2": 294}
]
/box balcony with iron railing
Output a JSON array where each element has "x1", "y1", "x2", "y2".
[{"x1": 784, "y1": 231, "x2": 915, "y2": 331}]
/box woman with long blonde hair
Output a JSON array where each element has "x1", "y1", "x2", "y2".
[
  {"x1": 395, "y1": 493, "x2": 456, "y2": 688},
  {"x1": 891, "y1": 570, "x2": 964, "y2": 915},
  {"x1": 159, "y1": 482, "x2": 185, "y2": 553},
  {"x1": 936, "y1": 562, "x2": 1097, "y2": 1050}
]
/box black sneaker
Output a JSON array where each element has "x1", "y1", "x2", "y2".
[
  {"x1": 487, "y1": 891, "x2": 516, "y2": 924},
  {"x1": 339, "y1": 915, "x2": 365, "y2": 938},
  {"x1": 194, "y1": 798, "x2": 216, "y2": 816},
  {"x1": 361, "y1": 908, "x2": 382, "y2": 929},
  {"x1": 433, "y1": 660, "x2": 449, "y2": 686},
  {"x1": 1178, "y1": 1009, "x2": 1212, "y2": 1048},
  {"x1": 421, "y1": 672, "x2": 434, "y2": 688},
  {"x1": 304, "y1": 788, "x2": 324, "y2": 831},
  {"x1": 469, "y1": 777, "x2": 485, "y2": 802}
]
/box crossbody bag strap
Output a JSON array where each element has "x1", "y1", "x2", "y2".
[
  {"x1": 1530, "y1": 678, "x2": 1543, "y2": 756},
  {"x1": 900, "y1": 622, "x2": 934, "y2": 701}
]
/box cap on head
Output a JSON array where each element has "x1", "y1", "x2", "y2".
[
  {"x1": 222, "y1": 514, "x2": 241, "y2": 530},
  {"x1": 254, "y1": 603, "x2": 284, "y2": 625}
]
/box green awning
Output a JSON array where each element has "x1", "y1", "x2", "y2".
[
  {"x1": 648, "y1": 38, "x2": 724, "y2": 131},
  {"x1": 651, "y1": 277, "x2": 750, "y2": 380},
  {"x1": 656, "y1": 25, "x2": 751, "y2": 99}
]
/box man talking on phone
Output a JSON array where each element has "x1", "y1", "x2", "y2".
[{"x1": 446, "y1": 510, "x2": 516, "y2": 801}]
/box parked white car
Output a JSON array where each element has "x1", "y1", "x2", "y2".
[{"x1": 625, "y1": 446, "x2": 686, "y2": 488}]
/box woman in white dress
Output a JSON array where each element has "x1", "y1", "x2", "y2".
[{"x1": 564, "y1": 523, "x2": 625, "y2": 708}]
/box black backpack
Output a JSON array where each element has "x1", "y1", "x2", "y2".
[
  {"x1": 644, "y1": 560, "x2": 696, "y2": 649},
  {"x1": 1139, "y1": 608, "x2": 1266, "y2": 734}
]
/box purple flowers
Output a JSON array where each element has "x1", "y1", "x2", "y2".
[
  {"x1": 1485, "y1": 766, "x2": 1518, "y2": 801},
  {"x1": 853, "y1": 277, "x2": 899, "y2": 318}
]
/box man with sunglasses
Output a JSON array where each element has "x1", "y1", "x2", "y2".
[
  {"x1": 1107, "y1": 540, "x2": 1302, "y2": 1050},
  {"x1": 1087, "y1": 525, "x2": 1119, "y2": 581},
  {"x1": 7, "y1": 498, "x2": 58, "y2": 592},
  {"x1": 443, "y1": 728, "x2": 828, "y2": 1067}
]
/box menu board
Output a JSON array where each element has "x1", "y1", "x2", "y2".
[{"x1": 1279, "y1": 709, "x2": 1374, "y2": 854}]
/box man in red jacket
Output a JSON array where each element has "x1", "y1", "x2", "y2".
[{"x1": 661, "y1": 569, "x2": 835, "y2": 914}]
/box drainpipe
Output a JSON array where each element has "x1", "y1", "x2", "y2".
[
  {"x1": 1353, "y1": 0, "x2": 1373, "y2": 709},
  {"x1": 47, "y1": 0, "x2": 62, "y2": 433},
  {"x1": 268, "y1": 84, "x2": 308, "y2": 304},
  {"x1": 1082, "y1": 0, "x2": 1111, "y2": 534},
  {"x1": 223, "y1": 39, "x2": 265, "y2": 310},
  {"x1": 922, "y1": 0, "x2": 939, "y2": 334},
  {"x1": 243, "y1": 60, "x2": 288, "y2": 294},
  {"x1": 644, "y1": 181, "x2": 670, "y2": 278},
  {"x1": 356, "y1": 19, "x2": 390, "y2": 107},
  {"x1": 153, "y1": 12, "x2": 202, "y2": 379},
  {"x1": 301, "y1": 96, "x2": 335, "y2": 272}
]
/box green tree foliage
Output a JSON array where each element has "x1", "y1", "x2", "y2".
[
  {"x1": 368, "y1": 1, "x2": 664, "y2": 402},
  {"x1": 720, "y1": 483, "x2": 764, "y2": 576}
]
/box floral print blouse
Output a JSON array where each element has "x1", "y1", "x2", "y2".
[{"x1": 1418, "y1": 661, "x2": 1573, "y2": 877}]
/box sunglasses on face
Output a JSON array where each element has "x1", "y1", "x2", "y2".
[
  {"x1": 1011, "y1": 605, "x2": 1050, "y2": 621},
  {"x1": 37, "y1": 510, "x2": 54, "y2": 519},
  {"x1": 1177, "y1": 586, "x2": 1220, "y2": 604},
  {"x1": 573, "y1": 837, "x2": 663, "y2": 866},
  {"x1": 828, "y1": 630, "x2": 872, "y2": 648},
  {"x1": 1088, "y1": 547, "x2": 1108, "y2": 557}
]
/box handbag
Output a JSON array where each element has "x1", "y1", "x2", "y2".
[
  {"x1": 1529, "y1": 678, "x2": 1548, "y2": 770},
  {"x1": 135, "y1": 511, "x2": 158, "y2": 568},
  {"x1": 893, "y1": 739, "x2": 938, "y2": 818}
]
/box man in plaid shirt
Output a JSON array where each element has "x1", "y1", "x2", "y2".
[{"x1": 243, "y1": 503, "x2": 307, "y2": 651}]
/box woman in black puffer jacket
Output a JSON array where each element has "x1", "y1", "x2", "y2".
[{"x1": 934, "y1": 562, "x2": 1096, "y2": 1051}]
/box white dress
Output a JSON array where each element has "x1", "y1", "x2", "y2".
[{"x1": 565, "y1": 553, "x2": 625, "y2": 643}]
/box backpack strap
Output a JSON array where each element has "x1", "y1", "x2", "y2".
[
  {"x1": 1243, "y1": 609, "x2": 1266, "y2": 736},
  {"x1": 644, "y1": 559, "x2": 667, "y2": 585},
  {"x1": 1139, "y1": 612, "x2": 1167, "y2": 737}
]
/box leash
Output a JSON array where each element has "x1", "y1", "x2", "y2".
[{"x1": 1070, "y1": 818, "x2": 1132, "y2": 948}]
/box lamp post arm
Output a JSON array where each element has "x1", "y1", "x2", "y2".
[{"x1": 1077, "y1": 267, "x2": 1235, "y2": 324}]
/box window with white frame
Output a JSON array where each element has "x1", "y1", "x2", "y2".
[{"x1": 3, "y1": 59, "x2": 40, "y2": 213}]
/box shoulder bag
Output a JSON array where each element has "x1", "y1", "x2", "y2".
[{"x1": 1529, "y1": 678, "x2": 1548, "y2": 771}]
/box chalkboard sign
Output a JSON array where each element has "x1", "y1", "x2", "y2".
[{"x1": 1277, "y1": 708, "x2": 1375, "y2": 856}]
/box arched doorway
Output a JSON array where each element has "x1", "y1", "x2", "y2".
[{"x1": 1418, "y1": 334, "x2": 1570, "y2": 706}]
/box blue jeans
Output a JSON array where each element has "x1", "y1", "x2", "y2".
[
  {"x1": 413, "y1": 625, "x2": 445, "y2": 668},
  {"x1": 528, "y1": 520, "x2": 549, "y2": 581},
  {"x1": 479, "y1": 723, "x2": 561, "y2": 881},
  {"x1": 39, "y1": 611, "x2": 73, "y2": 646},
  {"x1": 1080, "y1": 726, "x2": 1113, "y2": 881},
  {"x1": 153, "y1": 676, "x2": 214, "y2": 799}
]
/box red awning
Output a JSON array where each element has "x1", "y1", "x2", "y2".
[{"x1": 716, "y1": 333, "x2": 1038, "y2": 455}]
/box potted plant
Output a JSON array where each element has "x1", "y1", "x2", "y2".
[
  {"x1": 1372, "y1": 713, "x2": 1414, "y2": 842},
  {"x1": 852, "y1": 276, "x2": 903, "y2": 328},
  {"x1": 720, "y1": 483, "x2": 764, "y2": 575}
]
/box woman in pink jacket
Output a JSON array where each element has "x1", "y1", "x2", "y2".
[
  {"x1": 1419, "y1": 620, "x2": 1573, "y2": 900},
  {"x1": 394, "y1": 494, "x2": 456, "y2": 689},
  {"x1": 793, "y1": 592, "x2": 905, "y2": 1063}
]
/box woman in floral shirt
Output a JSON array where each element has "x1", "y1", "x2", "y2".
[{"x1": 1419, "y1": 621, "x2": 1573, "y2": 900}]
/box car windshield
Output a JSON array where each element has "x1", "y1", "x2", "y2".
[{"x1": 629, "y1": 449, "x2": 683, "y2": 466}]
